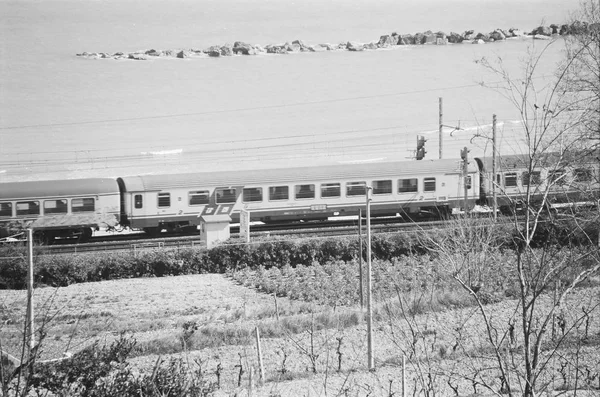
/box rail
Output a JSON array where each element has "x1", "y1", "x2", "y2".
[{"x1": 28, "y1": 219, "x2": 453, "y2": 255}]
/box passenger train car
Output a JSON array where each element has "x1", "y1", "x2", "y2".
[
  {"x1": 0, "y1": 153, "x2": 597, "y2": 243},
  {"x1": 0, "y1": 178, "x2": 120, "y2": 243},
  {"x1": 117, "y1": 158, "x2": 478, "y2": 235},
  {"x1": 475, "y1": 153, "x2": 599, "y2": 214}
]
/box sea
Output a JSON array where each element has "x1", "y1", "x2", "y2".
[{"x1": 0, "y1": 0, "x2": 582, "y2": 183}]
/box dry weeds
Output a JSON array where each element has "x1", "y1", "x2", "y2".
[{"x1": 1, "y1": 273, "x2": 599, "y2": 396}]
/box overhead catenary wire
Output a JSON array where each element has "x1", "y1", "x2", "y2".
[
  {"x1": 0, "y1": 75, "x2": 555, "y2": 132},
  {"x1": 1, "y1": 117, "x2": 580, "y2": 168}
]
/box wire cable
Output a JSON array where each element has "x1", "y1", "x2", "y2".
[{"x1": 0, "y1": 75, "x2": 554, "y2": 131}]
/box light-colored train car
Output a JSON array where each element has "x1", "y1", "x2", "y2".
[
  {"x1": 475, "y1": 153, "x2": 600, "y2": 213},
  {"x1": 118, "y1": 158, "x2": 479, "y2": 234},
  {"x1": 0, "y1": 178, "x2": 121, "y2": 243}
]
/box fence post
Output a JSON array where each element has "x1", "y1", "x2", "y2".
[{"x1": 255, "y1": 327, "x2": 265, "y2": 383}]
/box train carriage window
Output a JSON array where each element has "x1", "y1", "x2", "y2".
[
  {"x1": 346, "y1": 182, "x2": 366, "y2": 197},
  {"x1": 423, "y1": 178, "x2": 436, "y2": 192},
  {"x1": 504, "y1": 173, "x2": 518, "y2": 187},
  {"x1": 16, "y1": 201, "x2": 39, "y2": 216},
  {"x1": 295, "y1": 184, "x2": 315, "y2": 199},
  {"x1": 72, "y1": 198, "x2": 95, "y2": 213},
  {"x1": 398, "y1": 178, "x2": 418, "y2": 193},
  {"x1": 574, "y1": 168, "x2": 592, "y2": 182},
  {"x1": 243, "y1": 187, "x2": 263, "y2": 203},
  {"x1": 158, "y1": 193, "x2": 171, "y2": 208},
  {"x1": 189, "y1": 190, "x2": 209, "y2": 205},
  {"x1": 373, "y1": 180, "x2": 392, "y2": 195},
  {"x1": 44, "y1": 199, "x2": 68, "y2": 214},
  {"x1": 134, "y1": 194, "x2": 143, "y2": 209},
  {"x1": 269, "y1": 186, "x2": 289, "y2": 201},
  {"x1": 216, "y1": 188, "x2": 237, "y2": 204},
  {"x1": 0, "y1": 202, "x2": 12, "y2": 217},
  {"x1": 522, "y1": 171, "x2": 541, "y2": 186},
  {"x1": 549, "y1": 169, "x2": 566, "y2": 185},
  {"x1": 321, "y1": 183, "x2": 341, "y2": 198}
]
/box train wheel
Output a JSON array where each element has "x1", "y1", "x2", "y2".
[{"x1": 77, "y1": 228, "x2": 93, "y2": 243}]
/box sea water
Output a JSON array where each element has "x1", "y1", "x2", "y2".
[{"x1": 0, "y1": 0, "x2": 580, "y2": 182}]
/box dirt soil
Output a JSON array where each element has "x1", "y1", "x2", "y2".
[{"x1": 1, "y1": 274, "x2": 599, "y2": 396}]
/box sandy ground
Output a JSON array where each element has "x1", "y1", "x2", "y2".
[{"x1": 1, "y1": 274, "x2": 599, "y2": 396}]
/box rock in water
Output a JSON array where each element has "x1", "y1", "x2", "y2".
[
  {"x1": 233, "y1": 41, "x2": 255, "y2": 55},
  {"x1": 206, "y1": 45, "x2": 221, "y2": 57},
  {"x1": 378, "y1": 35, "x2": 394, "y2": 48},
  {"x1": 346, "y1": 41, "x2": 364, "y2": 51}
]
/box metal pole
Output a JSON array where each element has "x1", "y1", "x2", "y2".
[
  {"x1": 463, "y1": 147, "x2": 469, "y2": 214},
  {"x1": 366, "y1": 187, "x2": 374, "y2": 371},
  {"x1": 27, "y1": 229, "x2": 35, "y2": 350},
  {"x1": 439, "y1": 97, "x2": 443, "y2": 159},
  {"x1": 358, "y1": 208, "x2": 363, "y2": 309},
  {"x1": 492, "y1": 114, "x2": 497, "y2": 220}
]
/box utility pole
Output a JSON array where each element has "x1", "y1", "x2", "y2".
[
  {"x1": 365, "y1": 186, "x2": 374, "y2": 371},
  {"x1": 27, "y1": 229, "x2": 35, "y2": 351},
  {"x1": 439, "y1": 97, "x2": 443, "y2": 159},
  {"x1": 461, "y1": 147, "x2": 470, "y2": 214},
  {"x1": 438, "y1": 97, "x2": 462, "y2": 159},
  {"x1": 358, "y1": 208, "x2": 363, "y2": 309},
  {"x1": 492, "y1": 115, "x2": 498, "y2": 221}
]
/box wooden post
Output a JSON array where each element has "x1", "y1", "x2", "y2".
[
  {"x1": 255, "y1": 327, "x2": 264, "y2": 383},
  {"x1": 273, "y1": 294, "x2": 280, "y2": 321},
  {"x1": 26, "y1": 229, "x2": 35, "y2": 350},
  {"x1": 366, "y1": 187, "x2": 374, "y2": 371}
]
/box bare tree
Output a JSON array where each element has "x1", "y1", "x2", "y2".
[
  {"x1": 418, "y1": 8, "x2": 600, "y2": 395},
  {"x1": 562, "y1": 0, "x2": 600, "y2": 158}
]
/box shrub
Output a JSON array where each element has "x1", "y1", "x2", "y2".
[
  {"x1": 1, "y1": 219, "x2": 594, "y2": 290},
  {"x1": 28, "y1": 334, "x2": 218, "y2": 397}
]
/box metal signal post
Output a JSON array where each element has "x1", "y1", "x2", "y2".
[
  {"x1": 365, "y1": 186, "x2": 374, "y2": 371},
  {"x1": 416, "y1": 135, "x2": 426, "y2": 160}
]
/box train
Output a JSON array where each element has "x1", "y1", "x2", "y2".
[{"x1": 0, "y1": 153, "x2": 598, "y2": 243}]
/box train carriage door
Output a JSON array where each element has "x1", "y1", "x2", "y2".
[{"x1": 128, "y1": 193, "x2": 144, "y2": 223}]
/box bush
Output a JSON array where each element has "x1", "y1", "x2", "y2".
[
  {"x1": 1, "y1": 219, "x2": 594, "y2": 290},
  {"x1": 28, "y1": 334, "x2": 218, "y2": 397}
]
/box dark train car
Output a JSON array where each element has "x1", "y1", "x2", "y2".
[
  {"x1": 475, "y1": 153, "x2": 599, "y2": 214},
  {"x1": 0, "y1": 178, "x2": 121, "y2": 243}
]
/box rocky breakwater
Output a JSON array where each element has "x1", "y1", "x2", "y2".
[{"x1": 76, "y1": 21, "x2": 599, "y2": 60}]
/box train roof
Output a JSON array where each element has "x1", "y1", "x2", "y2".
[
  {"x1": 119, "y1": 158, "x2": 476, "y2": 192},
  {"x1": 476, "y1": 152, "x2": 575, "y2": 172},
  {"x1": 0, "y1": 178, "x2": 120, "y2": 201}
]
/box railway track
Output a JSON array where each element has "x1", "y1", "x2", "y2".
[{"x1": 33, "y1": 217, "x2": 449, "y2": 255}]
